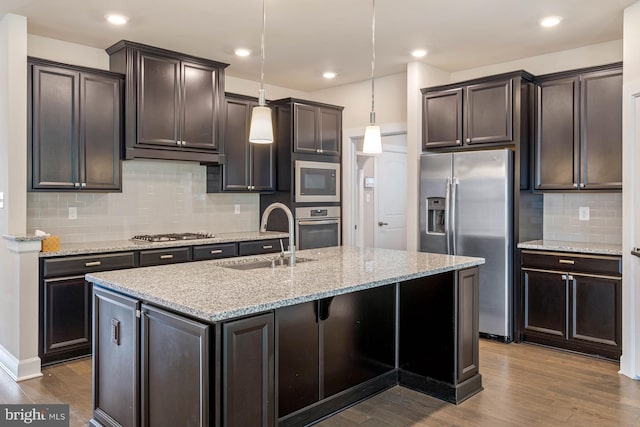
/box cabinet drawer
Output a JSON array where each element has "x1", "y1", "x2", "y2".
[
  {"x1": 139, "y1": 247, "x2": 191, "y2": 267},
  {"x1": 238, "y1": 239, "x2": 288, "y2": 256},
  {"x1": 193, "y1": 243, "x2": 238, "y2": 261},
  {"x1": 42, "y1": 252, "x2": 136, "y2": 278},
  {"x1": 521, "y1": 251, "x2": 621, "y2": 276}
]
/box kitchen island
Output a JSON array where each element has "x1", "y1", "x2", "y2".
[{"x1": 86, "y1": 246, "x2": 484, "y2": 427}]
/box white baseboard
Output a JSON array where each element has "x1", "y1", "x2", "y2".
[{"x1": 0, "y1": 344, "x2": 42, "y2": 382}]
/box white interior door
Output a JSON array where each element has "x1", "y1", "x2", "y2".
[{"x1": 375, "y1": 144, "x2": 407, "y2": 250}]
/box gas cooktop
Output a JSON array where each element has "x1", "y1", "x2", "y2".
[{"x1": 131, "y1": 232, "x2": 215, "y2": 243}]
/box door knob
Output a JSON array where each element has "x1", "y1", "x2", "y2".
[{"x1": 378, "y1": 221, "x2": 389, "y2": 227}]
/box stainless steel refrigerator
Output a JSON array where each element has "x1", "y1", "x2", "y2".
[{"x1": 420, "y1": 149, "x2": 513, "y2": 340}]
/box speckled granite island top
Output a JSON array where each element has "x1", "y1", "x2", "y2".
[
  {"x1": 518, "y1": 240, "x2": 622, "y2": 256},
  {"x1": 86, "y1": 246, "x2": 484, "y2": 322},
  {"x1": 36, "y1": 231, "x2": 289, "y2": 257}
]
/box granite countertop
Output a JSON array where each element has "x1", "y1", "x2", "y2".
[
  {"x1": 86, "y1": 246, "x2": 484, "y2": 323},
  {"x1": 35, "y1": 231, "x2": 289, "y2": 257},
  {"x1": 517, "y1": 240, "x2": 622, "y2": 256}
]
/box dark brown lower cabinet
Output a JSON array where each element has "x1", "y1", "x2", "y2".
[
  {"x1": 520, "y1": 250, "x2": 622, "y2": 360},
  {"x1": 91, "y1": 288, "x2": 211, "y2": 427},
  {"x1": 41, "y1": 276, "x2": 92, "y2": 364},
  {"x1": 141, "y1": 305, "x2": 210, "y2": 427},
  {"x1": 92, "y1": 288, "x2": 140, "y2": 427},
  {"x1": 222, "y1": 313, "x2": 275, "y2": 427}
]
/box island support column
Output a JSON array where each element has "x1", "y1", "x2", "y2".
[{"x1": 398, "y1": 267, "x2": 482, "y2": 403}]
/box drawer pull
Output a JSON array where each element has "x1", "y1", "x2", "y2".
[
  {"x1": 85, "y1": 261, "x2": 102, "y2": 267},
  {"x1": 561, "y1": 274, "x2": 575, "y2": 281},
  {"x1": 210, "y1": 249, "x2": 223, "y2": 254},
  {"x1": 558, "y1": 259, "x2": 575, "y2": 265},
  {"x1": 160, "y1": 255, "x2": 174, "y2": 260},
  {"x1": 262, "y1": 245, "x2": 273, "y2": 249}
]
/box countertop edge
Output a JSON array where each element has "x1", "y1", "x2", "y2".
[
  {"x1": 87, "y1": 257, "x2": 484, "y2": 323},
  {"x1": 38, "y1": 231, "x2": 290, "y2": 258},
  {"x1": 517, "y1": 240, "x2": 622, "y2": 256}
]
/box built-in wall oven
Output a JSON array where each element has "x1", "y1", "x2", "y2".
[
  {"x1": 295, "y1": 160, "x2": 340, "y2": 203},
  {"x1": 296, "y1": 206, "x2": 341, "y2": 250}
]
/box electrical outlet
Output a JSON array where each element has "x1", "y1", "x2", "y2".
[
  {"x1": 234, "y1": 204, "x2": 241, "y2": 215},
  {"x1": 579, "y1": 206, "x2": 590, "y2": 221},
  {"x1": 68, "y1": 207, "x2": 77, "y2": 220}
]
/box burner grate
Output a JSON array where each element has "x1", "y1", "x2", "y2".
[{"x1": 131, "y1": 232, "x2": 215, "y2": 242}]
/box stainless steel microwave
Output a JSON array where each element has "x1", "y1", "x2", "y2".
[{"x1": 295, "y1": 160, "x2": 340, "y2": 203}]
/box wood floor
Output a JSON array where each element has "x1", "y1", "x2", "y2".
[{"x1": 1, "y1": 340, "x2": 639, "y2": 427}]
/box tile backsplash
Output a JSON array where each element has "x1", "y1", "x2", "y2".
[
  {"x1": 27, "y1": 159, "x2": 260, "y2": 243},
  {"x1": 543, "y1": 193, "x2": 622, "y2": 244}
]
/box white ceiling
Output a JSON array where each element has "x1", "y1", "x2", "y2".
[{"x1": 1, "y1": 0, "x2": 635, "y2": 91}]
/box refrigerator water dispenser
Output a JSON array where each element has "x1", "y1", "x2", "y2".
[{"x1": 426, "y1": 197, "x2": 446, "y2": 234}]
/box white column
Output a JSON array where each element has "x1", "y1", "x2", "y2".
[
  {"x1": 0, "y1": 14, "x2": 37, "y2": 381},
  {"x1": 620, "y1": 0, "x2": 640, "y2": 380}
]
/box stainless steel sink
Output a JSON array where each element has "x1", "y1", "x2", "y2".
[{"x1": 218, "y1": 256, "x2": 315, "y2": 270}]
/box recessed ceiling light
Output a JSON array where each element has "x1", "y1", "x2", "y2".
[
  {"x1": 539, "y1": 16, "x2": 562, "y2": 27},
  {"x1": 411, "y1": 49, "x2": 428, "y2": 58},
  {"x1": 234, "y1": 48, "x2": 252, "y2": 57},
  {"x1": 105, "y1": 14, "x2": 128, "y2": 25},
  {"x1": 323, "y1": 71, "x2": 337, "y2": 79}
]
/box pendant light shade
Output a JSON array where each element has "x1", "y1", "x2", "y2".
[
  {"x1": 363, "y1": 124, "x2": 381, "y2": 153},
  {"x1": 363, "y1": 0, "x2": 381, "y2": 154},
  {"x1": 249, "y1": 0, "x2": 274, "y2": 144},
  {"x1": 249, "y1": 104, "x2": 273, "y2": 143}
]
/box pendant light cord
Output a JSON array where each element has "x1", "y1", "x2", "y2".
[
  {"x1": 259, "y1": 0, "x2": 266, "y2": 105},
  {"x1": 370, "y1": 0, "x2": 376, "y2": 124}
]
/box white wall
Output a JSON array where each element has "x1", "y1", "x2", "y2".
[
  {"x1": 28, "y1": 34, "x2": 110, "y2": 70},
  {"x1": 621, "y1": 0, "x2": 640, "y2": 380},
  {"x1": 451, "y1": 40, "x2": 623, "y2": 82},
  {"x1": 311, "y1": 72, "x2": 408, "y2": 130}
]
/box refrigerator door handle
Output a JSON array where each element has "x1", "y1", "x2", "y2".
[
  {"x1": 451, "y1": 177, "x2": 459, "y2": 255},
  {"x1": 444, "y1": 177, "x2": 451, "y2": 255}
]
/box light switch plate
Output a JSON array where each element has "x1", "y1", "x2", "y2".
[
  {"x1": 0, "y1": 192, "x2": 3, "y2": 209},
  {"x1": 234, "y1": 204, "x2": 241, "y2": 215},
  {"x1": 579, "y1": 206, "x2": 590, "y2": 221},
  {"x1": 68, "y1": 207, "x2": 77, "y2": 220}
]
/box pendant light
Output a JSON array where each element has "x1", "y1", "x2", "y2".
[
  {"x1": 362, "y1": 0, "x2": 382, "y2": 154},
  {"x1": 249, "y1": 0, "x2": 274, "y2": 143}
]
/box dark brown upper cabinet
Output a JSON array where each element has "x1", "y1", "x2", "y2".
[
  {"x1": 206, "y1": 93, "x2": 275, "y2": 193},
  {"x1": 535, "y1": 63, "x2": 622, "y2": 191},
  {"x1": 422, "y1": 76, "x2": 517, "y2": 150},
  {"x1": 422, "y1": 88, "x2": 463, "y2": 148},
  {"x1": 272, "y1": 99, "x2": 343, "y2": 156},
  {"x1": 28, "y1": 58, "x2": 123, "y2": 192},
  {"x1": 106, "y1": 40, "x2": 228, "y2": 163}
]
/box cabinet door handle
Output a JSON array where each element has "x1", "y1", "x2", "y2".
[
  {"x1": 176, "y1": 141, "x2": 182, "y2": 146},
  {"x1": 561, "y1": 274, "x2": 567, "y2": 280},
  {"x1": 567, "y1": 275, "x2": 574, "y2": 281},
  {"x1": 85, "y1": 261, "x2": 102, "y2": 267},
  {"x1": 579, "y1": 183, "x2": 585, "y2": 188},
  {"x1": 262, "y1": 245, "x2": 273, "y2": 249},
  {"x1": 455, "y1": 139, "x2": 461, "y2": 144},
  {"x1": 466, "y1": 138, "x2": 471, "y2": 143},
  {"x1": 81, "y1": 183, "x2": 87, "y2": 188},
  {"x1": 210, "y1": 249, "x2": 223, "y2": 254},
  {"x1": 573, "y1": 183, "x2": 578, "y2": 188},
  {"x1": 111, "y1": 319, "x2": 120, "y2": 345},
  {"x1": 160, "y1": 254, "x2": 174, "y2": 260},
  {"x1": 74, "y1": 182, "x2": 80, "y2": 188},
  {"x1": 559, "y1": 259, "x2": 575, "y2": 265}
]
